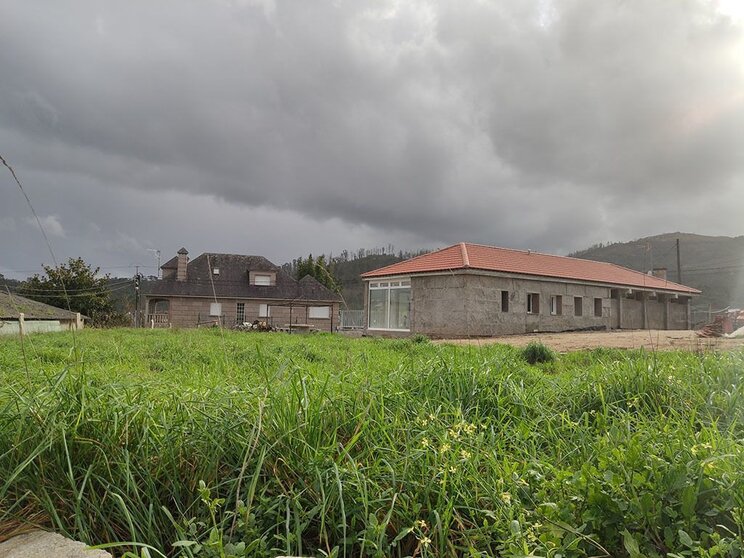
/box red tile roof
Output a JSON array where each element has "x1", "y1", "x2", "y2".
[{"x1": 361, "y1": 242, "x2": 700, "y2": 294}]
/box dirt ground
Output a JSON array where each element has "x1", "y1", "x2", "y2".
[{"x1": 437, "y1": 329, "x2": 744, "y2": 352}]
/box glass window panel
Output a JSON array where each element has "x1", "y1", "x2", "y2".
[
  {"x1": 389, "y1": 287, "x2": 410, "y2": 330},
  {"x1": 369, "y1": 289, "x2": 388, "y2": 328}
]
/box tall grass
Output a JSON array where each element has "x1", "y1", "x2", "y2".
[{"x1": 1, "y1": 330, "x2": 743, "y2": 557}]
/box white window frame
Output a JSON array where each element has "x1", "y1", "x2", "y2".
[
  {"x1": 368, "y1": 277, "x2": 411, "y2": 331},
  {"x1": 236, "y1": 302, "x2": 245, "y2": 323},
  {"x1": 550, "y1": 295, "x2": 562, "y2": 316},
  {"x1": 212, "y1": 267, "x2": 220, "y2": 275},
  {"x1": 258, "y1": 303, "x2": 270, "y2": 318},
  {"x1": 308, "y1": 306, "x2": 330, "y2": 319},
  {"x1": 209, "y1": 302, "x2": 222, "y2": 317}
]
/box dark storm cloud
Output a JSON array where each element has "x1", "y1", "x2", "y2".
[{"x1": 1, "y1": 0, "x2": 743, "y2": 276}]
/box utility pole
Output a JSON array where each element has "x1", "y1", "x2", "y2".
[
  {"x1": 676, "y1": 238, "x2": 682, "y2": 284},
  {"x1": 134, "y1": 266, "x2": 141, "y2": 328}
]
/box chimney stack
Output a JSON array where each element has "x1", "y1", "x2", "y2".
[
  {"x1": 176, "y1": 248, "x2": 189, "y2": 281},
  {"x1": 651, "y1": 267, "x2": 667, "y2": 280}
]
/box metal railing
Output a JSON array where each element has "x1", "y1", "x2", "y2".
[
  {"x1": 340, "y1": 310, "x2": 364, "y2": 330},
  {"x1": 146, "y1": 313, "x2": 170, "y2": 328}
]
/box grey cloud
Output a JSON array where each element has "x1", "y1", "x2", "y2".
[{"x1": 1, "y1": 0, "x2": 743, "y2": 278}]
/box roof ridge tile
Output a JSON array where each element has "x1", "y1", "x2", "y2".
[{"x1": 460, "y1": 243, "x2": 470, "y2": 267}]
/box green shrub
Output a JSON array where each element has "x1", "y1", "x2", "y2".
[
  {"x1": 411, "y1": 333, "x2": 430, "y2": 344},
  {"x1": 521, "y1": 341, "x2": 556, "y2": 364}
]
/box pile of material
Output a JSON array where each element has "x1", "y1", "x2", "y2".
[
  {"x1": 232, "y1": 320, "x2": 275, "y2": 332},
  {"x1": 696, "y1": 315, "x2": 726, "y2": 338}
]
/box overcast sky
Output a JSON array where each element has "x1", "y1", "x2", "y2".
[{"x1": 1, "y1": 0, "x2": 743, "y2": 279}]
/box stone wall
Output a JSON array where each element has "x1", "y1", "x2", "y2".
[{"x1": 163, "y1": 297, "x2": 338, "y2": 331}]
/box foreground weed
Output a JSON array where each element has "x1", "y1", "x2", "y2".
[{"x1": 0, "y1": 330, "x2": 743, "y2": 557}]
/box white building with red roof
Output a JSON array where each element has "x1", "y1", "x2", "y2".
[{"x1": 361, "y1": 242, "x2": 700, "y2": 337}]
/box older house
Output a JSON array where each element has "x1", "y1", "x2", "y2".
[
  {"x1": 144, "y1": 249, "x2": 341, "y2": 330},
  {"x1": 361, "y1": 242, "x2": 700, "y2": 338},
  {"x1": 0, "y1": 291, "x2": 84, "y2": 335}
]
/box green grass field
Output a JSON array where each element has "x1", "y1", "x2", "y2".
[{"x1": 1, "y1": 329, "x2": 743, "y2": 557}]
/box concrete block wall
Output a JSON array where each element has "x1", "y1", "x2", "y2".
[
  {"x1": 668, "y1": 300, "x2": 689, "y2": 329},
  {"x1": 411, "y1": 273, "x2": 611, "y2": 337}
]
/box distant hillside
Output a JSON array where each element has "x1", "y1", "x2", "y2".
[{"x1": 569, "y1": 232, "x2": 744, "y2": 310}]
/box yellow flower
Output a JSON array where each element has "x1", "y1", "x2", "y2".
[
  {"x1": 449, "y1": 466, "x2": 458, "y2": 474},
  {"x1": 460, "y1": 449, "x2": 471, "y2": 460},
  {"x1": 420, "y1": 535, "x2": 432, "y2": 547},
  {"x1": 439, "y1": 443, "x2": 451, "y2": 454},
  {"x1": 500, "y1": 492, "x2": 512, "y2": 505},
  {"x1": 416, "y1": 519, "x2": 428, "y2": 529},
  {"x1": 421, "y1": 438, "x2": 430, "y2": 448}
]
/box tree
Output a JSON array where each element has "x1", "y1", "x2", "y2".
[
  {"x1": 18, "y1": 257, "x2": 121, "y2": 325},
  {"x1": 295, "y1": 254, "x2": 340, "y2": 293}
]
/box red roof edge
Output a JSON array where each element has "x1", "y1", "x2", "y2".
[{"x1": 360, "y1": 245, "x2": 454, "y2": 278}]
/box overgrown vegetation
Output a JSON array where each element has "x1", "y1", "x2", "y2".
[
  {"x1": 17, "y1": 257, "x2": 126, "y2": 326},
  {"x1": 1, "y1": 330, "x2": 743, "y2": 557},
  {"x1": 521, "y1": 341, "x2": 556, "y2": 364}
]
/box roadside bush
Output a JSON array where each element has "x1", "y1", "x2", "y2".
[{"x1": 521, "y1": 341, "x2": 556, "y2": 364}]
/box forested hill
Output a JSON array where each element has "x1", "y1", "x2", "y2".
[
  {"x1": 569, "y1": 232, "x2": 744, "y2": 310},
  {"x1": 333, "y1": 254, "x2": 403, "y2": 309},
  {"x1": 284, "y1": 248, "x2": 428, "y2": 309}
]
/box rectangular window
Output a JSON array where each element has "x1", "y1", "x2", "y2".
[
  {"x1": 259, "y1": 303, "x2": 270, "y2": 318},
  {"x1": 369, "y1": 288, "x2": 388, "y2": 328},
  {"x1": 308, "y1": 306, "x2": 330, "y2": 319},
  {"x1": 253, "y1": 274, "x2": 272, "y2": 286},
  {"x1": 550, "y1": 295, "x2": 562, "y2": 316},
  {"x1": 389, "y1": 287, "x2": 410, "y2": 329},
  {"x1": 212, "y1": 267, "x2": 220, "y2": 275},
  {"x1": 368, "y1": 279, "x2": 411, "y2": 330},
  {"x1": 501, "y1": 290, "x2": 509, "y2": 312},
  {"x1": 574, "y1": 296, "x2": 583, "y2": 316},
  {"x1": 236, "y1": 302, "x2": 245, "y2": 324},
  {"x1": 594, "y1": 297, "x2": 602, "y2": 317},
  {"x1": 527, "y1": 293, "x2": 539, "y2": 314},
  {"x1": 209, "y1": 302, "x2": 222, "y2": 317}
]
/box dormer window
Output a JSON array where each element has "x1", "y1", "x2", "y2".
[{"x1": 249, "y1": 271, "x2": 275, "y2": 286}]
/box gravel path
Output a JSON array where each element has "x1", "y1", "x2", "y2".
[{"x1": 437, "y1": 329, "x2": 744, "y2": 352}]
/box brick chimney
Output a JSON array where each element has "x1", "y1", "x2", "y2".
[
  {"x1": 176, "y1": 248, "x2": 189, "y2": 281},
  {"x1": 651, "y1": 267, "x2": 667, "y2": 280}
]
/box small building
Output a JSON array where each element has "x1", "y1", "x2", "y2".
[
  {"x1": 360, "y1": 242, "x2": 701, "y2": 338},
  {"x1": 144, "y1": 249, "x2": 342, "y2": 330},
  {"x1": 0, "y1": 291, "x2": 85, "y2": 335}
]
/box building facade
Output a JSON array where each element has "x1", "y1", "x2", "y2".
[
  {"x1": 145, "y1": 249, "x2": 341, "y2": 331},
  {"x1": 361, "y1": 243, "x2": 699, "y2": 338}
]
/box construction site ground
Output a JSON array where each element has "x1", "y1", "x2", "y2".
[{"x1": 437, "y1": 329, "x2": 744, "y2": 352}]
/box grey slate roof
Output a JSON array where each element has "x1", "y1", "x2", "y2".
[
  {"x1": 145, "y1": 253, "x2": 341, "y2": 302},
  {"x1": 0, "y1": 291, "x2": 81, "y2": 320}
]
